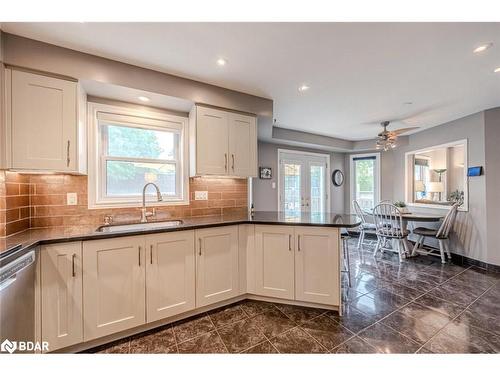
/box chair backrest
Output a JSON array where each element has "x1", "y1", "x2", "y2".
[
  {"x1": 352, "y1": 200, "x2": 367, "y2": 224},
  {"x1": 372, "y1": 203, "x2": 404, "y2": 238},
  {"x1": 436, "y1": 203, "x2": 459, "y2": 238}
]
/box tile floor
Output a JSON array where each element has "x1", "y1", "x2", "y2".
[{"x1": 85, "y1": 239, "x2": 500, "y2": 354}]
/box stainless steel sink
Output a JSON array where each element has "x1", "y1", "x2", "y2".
[{"x1": 96, "y1": 220, "x2": 183, "y2": 233}]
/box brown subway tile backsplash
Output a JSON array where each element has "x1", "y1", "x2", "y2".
[{"x1": 0, "y1": 172, "x2": 248, "y2": 237}]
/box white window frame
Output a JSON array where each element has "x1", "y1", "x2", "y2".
[
  {"x1": 349, "y1": 153, "x2": 381, "y2": 213},
  {"x1": 88, "y1": 102, "x2": 189, "y2": 209}
]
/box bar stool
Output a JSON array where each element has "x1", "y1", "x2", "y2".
[{"x1": 341, "y1": 230, "x2": 351, "y2": 287}]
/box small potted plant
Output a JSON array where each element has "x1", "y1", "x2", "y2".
[{"x1": 394, "y1": 201, "x2": 409, "y2": 213}]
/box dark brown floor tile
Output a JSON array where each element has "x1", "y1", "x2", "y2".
[
  {"x1": 249, "y1": 307, "x2": 296, "y2": 338},
  {"x1": 208, "y1": 304, "x2": 248, "y2": 327},
  {"x1": 128, "y1": 326, "x2": 177, "y2": 353},
  {"x1": 424, "y1": 321, "x2": 500, "y2": 354},
  {"x1": 270, "y1": 327, "x2": 327, "y2": 353},
  {"x1": 103, "y1": 339, "x2": 130, "y2": 354},
  {"x1": 177, "y1": 331, "x2": 228, "y2": 353},
  {"x1": 301, "y1": 315, "x2": 354, "y2": 350},
  {"x1": 217, "y1": 319, "x2": 267, "y2": 353},
  {"x1": 426, "y1": 283, "x2": 480, "y2": 307},
  {"x1": 328, "y1": 305, "x2": 377, "y2": 333},
  {"x1": 359, "y1": 323, "x2": 420, "y2": 353},
  {"x1": 460, "y1": 267, "x2": 500, "y2": 285},
  {"x1": 274, "y1": 303, "x2": 326, "y2": 324},
  {"x1": 381, "y1": 303, "x2": 451, "y2": 344},
  {"x1": 376, "y1": 280, "x2": 426, "y2": 300},
  {"x1": 330, "y1": 336, "x2": 379, "y2": 353},
  {"x1": 239, "y1": 300, "x2": 277, "y2": 317},
  {"x1": 241, "y1": 341, "x2": 278, "y2": 354},
  {"x1": 173, "y1": 314, "x2": 215, "y2": 343},
  {"x1": 349, "y1": 294, "x2": 398, "y2": 320},
  {"x1": 414, "y1": 293, "x2": 465, "y2": 318}
]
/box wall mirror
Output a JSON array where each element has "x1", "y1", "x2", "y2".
[{"x1": 405, "y1": 139, "x2": 468, "y2": 211}]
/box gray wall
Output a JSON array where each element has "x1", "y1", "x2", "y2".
[
  {"x1": 389, "y1": 111, "x2": 494, "y2": 264},
  {"x1": 253, "y1": 142, "x2": 345, "y2": 213}
]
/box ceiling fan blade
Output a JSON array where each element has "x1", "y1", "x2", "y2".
[{"x1": 391, "y1": 127, "x2": 420, "y2": 135}]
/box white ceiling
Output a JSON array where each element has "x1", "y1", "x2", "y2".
[{"x1": 3, "y1": 22, "x2": 500, "y2": 140}]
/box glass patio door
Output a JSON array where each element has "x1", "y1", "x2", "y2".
[{"x1": 279, "y1": 151, "x2": 328, "y2": 216}]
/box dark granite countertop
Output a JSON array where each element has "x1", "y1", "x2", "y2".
[{"x1": 0, "y1": 211, "x2": 361, "y2": 260}]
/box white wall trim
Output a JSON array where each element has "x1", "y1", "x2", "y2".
[{"x1": 349, "y1": 152, "x2": 381, "y2": 213}]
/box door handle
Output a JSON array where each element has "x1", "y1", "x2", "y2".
[
  {"x1": 138, "y1": 246, "x2": 141, "y2": 266},
  {"x1": 66, "y1": 140, "x2": 71, "y2": 167},
  {"x1": 224, "y1": 153, "x2": 228, "y2": 172},
  {"x1": 298, "y1": 235, "x2": 301, "y2": 251},
  {"x1": 232, "y1": 154, "x2": 235, "y2": 171},
  {"x1": 288, "y1": 234, "x2": 292, "y2": 251},
  {"x1": 198, "y1": 238, "x2": 202, "y2": 256},
  {"x1": 150, "y1": 244, "x2": 153, "y2": 264},
  {"x1": 72, "y1": 253, "x2": 76, "y2": 277}
]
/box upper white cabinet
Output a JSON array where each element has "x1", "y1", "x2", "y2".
[
  {"x1": 189, "y1": 105, "x2": 257, "y2": 177},
  {"x1": 195, "y1": 226, "x2": 240, "y2": 307},
  {"x1": 40, "y1": 242, "x2": 83, "y2": 352},
  {"x1": 4, "y1": 68, "x2": 87, "y2": 173}
]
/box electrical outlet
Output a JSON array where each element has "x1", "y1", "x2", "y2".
[
  {"x1": 67, "y1": 192, "x2": 78, "y2": 205},
  {"x1": 195, "y1": 191, "x2": 208, "y2": 200}
]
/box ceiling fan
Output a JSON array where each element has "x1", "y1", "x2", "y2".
[{"x1": 376, "y1": 121, "x2": 419, "y2": 151}]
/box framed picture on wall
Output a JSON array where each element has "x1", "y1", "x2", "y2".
[{"x1": 259, "y1": 167, "x2": 272, "y2": 179}]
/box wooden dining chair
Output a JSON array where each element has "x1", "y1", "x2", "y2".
[
  {"x1": 411, "y1": 203, "x2": 459, "y2": 263},
  {"x1": 352, "y1": 200, "x2": 376, "y2": 250},
  {"x1": 372, "y1": 203, "x2": 409, "y2": 262}
]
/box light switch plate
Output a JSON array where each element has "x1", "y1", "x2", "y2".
[
  {"x1": 67, "y1": 192, "x2": 78, "y2": 205},
  {"x1": 195, "y1": 191, "x2": 208, "y2": 200}
]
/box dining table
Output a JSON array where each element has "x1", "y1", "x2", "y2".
[{"x1": 363, "y1": 209, "x2": 445, "y2": 257}]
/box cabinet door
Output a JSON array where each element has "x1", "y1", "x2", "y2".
[
  {"x1": 228, "y1": 113, "x2": 257, "y2": 177},
  {"x1": 295, "y1": 227, "x2": 340, "y2": 305},
  {"x1": 83, "y1": 237, "x2": 146, "y2": 341},
  {"x1": 11, "y1": 70, "x2": 77, "y2": 171},
  {"x1": 41, "y1": 242, "x2": 83, "y2": 352},
  {"x1": 196, "y1": 106, "x2": 229, "y2": 175},
  {"x1": 145, "y1": 231, "x2": 195, "y2": 323},
  {"x1": 195, "y1": 226, "x2": 239, "y2": 307},
  {"x1": 254, "y1": 225, "x2": 295, "y2": 299}
]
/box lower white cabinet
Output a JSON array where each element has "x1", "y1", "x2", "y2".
[
  {"x1": 83, "y1": 236, "x2": 146, "y2": 341},
  {"x1": 195, "y1": 226, "x2": 239, "y2": 307},
  {"x1": 295, "y1": 227, "x2": 340, "y2": 305},
  {"x1": 254, "y1": 225, "x2": 295, "y2": 299},
  {"x1": 41, "y1": 242, "x2": 83, "y2": 352},
  {"x1": 145, "y1": 231, "x2": 195, "y2": 322}
]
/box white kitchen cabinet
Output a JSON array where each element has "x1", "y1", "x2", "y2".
[
  {"x1": 82, "y1": 236, "x2": 146, "y2": 341},
  {"x1": 40, "y1": 242, "x2": 83, "y2": 352},
  {"x1": 294, "y1": 227, "x2": 340, "y2": 305},
  {"x1": 195, "y1": 226, "x2": 239, "y2": 307},
  {"x1": 189, "y1": 105, "x2": 257, "y2": 177},
  {"x1": 254, "y1": 225, "x2": 295, "y2": 299},
  {"x1": 145, "y1": 231, "x2": 196, "y2": 323},
  {"x1": 4, "y1": 68, "x2": 86, "y2": 173}
]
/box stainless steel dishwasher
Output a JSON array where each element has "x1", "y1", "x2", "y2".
[{"x1": 0, "y1": 247, "x2": 37, "y2": 354}]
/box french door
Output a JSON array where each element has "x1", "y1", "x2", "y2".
[{"x1": 278, "y1": 150, "x2": 329, "y2": 216}]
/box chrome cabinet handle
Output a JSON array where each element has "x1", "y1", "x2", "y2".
[
  {"x1": 224, "y1": 153, "x2": 228, "y2": 172},
  {"x1": 232, "y1": 154, "x2": 235, "y2": 171},
  {"x1": 298, "y1": 235, "x2": 301, "y2": 251},
  {"x1": 66, "y1": 140, "x2": 70, "y2": 167},
  {"x1": 288, "y1": 234, "x2": 292, "y2": 251},
  {"x1": 72, "y1": 254, "x2": 76, "y2": 277},
  {"x1": 198, "y1": 238, "x2": 202, "y2": 256},
  {"x1": 150, "y1": 244, "x2": 153, "y2": 264},
  {"x1": 138, "y1": 246, "x2": 141, "y2": 266}
]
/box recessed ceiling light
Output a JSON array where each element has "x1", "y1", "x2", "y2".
[
  {"x1": 216, "y1": 58, "x2": 227, "y2": 66},
  {"x1": 494, "y1": 67, "x2": 500, "y2": 73},
  {"x1": 298, "y1": 84, "x2": 310, "y2": 92},
  {"x1": 473, "y1": 43, "x2": 493, "y2": 54},
  {"x1": 138, "y1": 96, "x2": 150, "y2": 102},
  {"x1": 403, "y1": 101, "x2": 413, "y2": 105}
]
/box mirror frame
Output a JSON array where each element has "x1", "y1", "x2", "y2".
[{"x1": 404, "y1": 139, "x2": 468, "y2": 211}]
